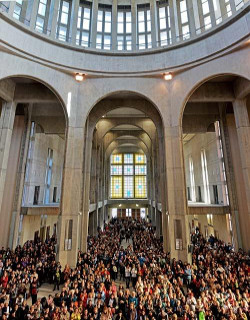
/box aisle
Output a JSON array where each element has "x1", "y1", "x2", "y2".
[{"x1": 120, "y1": 238, "x2": 133, "y2": 249}]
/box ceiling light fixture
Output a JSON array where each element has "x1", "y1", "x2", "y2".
[
  {"x1": 119, "y1": 204, "x2": 122, "y2": 207},
  {"x1": 164, "y1": 72, "x2": 173, "y2": 81},
  {"x1": 75, "y1": 73, "x2": 84, "y2": 82}
]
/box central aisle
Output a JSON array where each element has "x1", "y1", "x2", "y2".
[{"x1": 120, "y1": 238, "x2": 133, "y2": 250}]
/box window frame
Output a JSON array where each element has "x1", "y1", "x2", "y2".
[
  {"x1": 117, "y1": 5, "x2": 132, "y2": 51},
  {"x1": 76, "y1": 0, "x2": 92, "y2": 47},
  {"x1": 110, "y1": 153, "x2": 147, "y2": 199},
  {"x1": 35, "y1": 0, "x2": 51, "y2": 34},
  {"x1": 157, "y1": 0, "x2": 172, "y2": 46},
  {"x1": 57, "y1": 0, "x2": 72, "y2": 42},
  {"x1": 96, "y1": 4, "x2": 112, "y2": 50},
  {"x1": 137, "y1": 3, "x2": 152, "y2": 50}
]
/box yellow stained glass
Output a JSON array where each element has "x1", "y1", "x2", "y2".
[
  {"x1": 111, "y1": 176, "x2": 122, "y2": 198},
  {"x1": 111, "y1": 154, "x2": 122, "y2": 164},
  {"x1": 135, "y1": 154, "x2": 146, "y2": 164},
  {"x1": 135, "y1": 176, "x2": 147, "y2": 198}
]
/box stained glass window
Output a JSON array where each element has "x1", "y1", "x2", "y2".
[
  {"x1": 111, "y1": 165, "x2": 122, "y2": 175},
  {"x1": 124, "y1": 176, "x2": 134, "y2": 198},
  {"x1": 135, "y1": 154, "x2": 146, "y2": 164},
  {"x1": 111, "y1": 154, "x2": 122, "y2": 164},
  {"x1": 135, "y1": 165, "x2": 146, "y2": 175},
  {"x1": 135, "y1": 176, "x2": 147, "y2": 198},
  {"x1": 124, "y1": 153, "x2": 133, "y2": 164},
  {"x1": 124, "y1": 165, "x2": 133, "y2": 175},
  {"x1": 111, "y1": 176, "x2": 122, "y2": 198},
  {"x1": 110, "y1": 153, "x2": 147, "y2": 199}
]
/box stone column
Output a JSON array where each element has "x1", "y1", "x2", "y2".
[
  {"x1": 8, "y1": 1, "x2": 16, "y2": 17},
  {"x1": 111, "y1": 0, "x2": 118, "y2": 50},
  {"x1": 233, "y1": 99, "x2": 250, "y2": 209},
  {"x1": 0, "y1": 101, "x2": 17, "y2": 248},
  {"x1": 192, "y1": 0, "x2": 201, "y2": 33},
  {"x1": 219, "y1": 105, "x2": 241, "y2": 249},
  {"x1": 158, "y1": 132, "x2": 168, "y2": 250},
  {"x1": 165, "y1": 126, "x2": 190, "y2": 262},
  {"x1": 131, "y1": 0, "x2": 137, "y2": 50},
  {"x1": 229, "y1": 0, "x2": 236, "y2": 14},
  {"x1": 70, "y1": 0, "x2": 80, "y2": 44},
  {"x1": 155, "y1": 209, "x2": 161, "y2": 237},
  {"x1": 90, "y1": 0, "x2": 98, "y2": 48},
  {"x1": 29, "y1": 0, "x2": 40, "y2": 29},
  {"x1": 207, "y1": 0, "x2": 216, "y2": 26},
  {"x1": 50, "y1": 0, "x2": 61, "y2": 38},
  {"x1": 93, "y1": 209, "x2": 98, "y2": 235},
  {"x1": 150, "y1": 0, "x2": 158, "y2": 48},
  {"x1": 11, "y1": 104, "x2": 33, "y2": 249},
  {"x1": 57, "y1": 125, "x2": 84, "y2": 267},
  {"x1": 232, "y1": 99, "x2": 250, "y2": 251},
  {"x1": 81, "y1": 126, "x2": 93, "y2": 252},
  {"x1": 169, "y1": 0, "x2": 178, "y2": 43},
  {"x1": 186, "y1": 0, "x2": 197, "y2": 37}
]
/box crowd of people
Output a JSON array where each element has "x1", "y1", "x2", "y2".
[{"x1": 0, "y1": 218, "x2": 249, "y2": 319}]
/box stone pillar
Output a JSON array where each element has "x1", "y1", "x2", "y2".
[
  {"x1": 192, "y1": 0, "x2": 201, "y2": 34},
  {"x1": 81, "y1": 128, "x2": 93, "y2": 252},
  {"x1": 229, "y1": 0, "x2": 236, "y2": 14},
  {"x1": 219, "y1": 105, "x2": 241, "y2": 249},
  {"x1": 111, "y1": 0, "x2": 118, "y2": 50},
  {"x1": 8, "y1": 1, "x2": 16, "y2": 17},
  {"x1": 50, "y1": 0, "x2": 61, "y2": 38},
  {"x1": 150, "y1": 0, "x2": 158, "y2": 48},
  {"x1": 186, "y1": 0, "x2": 197, "y2": 37},
  {"x1": 0, "y1": 101, "x2": 16, "y2": 247},
  {"x1": 29, "y1": 0, "x2": 40, "y2": 29},
  {"x1": 207, "y1": 0, "x2": 216, "y2": 26},
  {"x1": 11, "y1": 104, "x2": 33, "y2": 249},
  {"x1": 165, "y1": 126, "x2": 190, "y2": 262},
  {"x1": 70, "y1": 0, "x2": 80, "y2": 44},
  {"x1": 57, "y1": 125, "x2": 84, "y2": 267},
  {"x1": 131, "y1": 0, "x2": 137, "y2": 50},
  {"x1": 232, "y1": 99, "x2": 250, "y2": 251},
  {"x1": 169, "y1": 0, "x2": 178, "y2": 43},
  {"x1": 90, "y1": 0, "x2": 98, "y2": 48},
  {"x1": 88, "y1": 211, "x2": 94, "y2": 236},
  {"x1": 158, "y1": 129, "x2": 169, "y2": 250},
  {"x1": 93, "y1": 209, "x2": 98, "y2": 235}
]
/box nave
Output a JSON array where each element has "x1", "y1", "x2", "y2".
[{"x1": 0, "y1": 218, "x2": 249, "y2": 320}]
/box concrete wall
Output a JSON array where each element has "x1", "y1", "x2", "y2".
[
  {"x1": 23, "y1": 133, "x2": 65, "y2": 205},
  {"x1": 184, "y1": 131, "x2": 226, "y2": 205},
  {"x1": 21, "y1": 214, "x2": 58, "y2": 244},
  {"x1": 187, "y1": 214, "x2": 231, "y2": 244},
  {"x1": 0, "y1": 115, "x2": 25, "y2": 247}
]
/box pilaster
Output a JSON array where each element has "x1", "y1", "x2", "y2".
[
  {"x1": 0, "y1": 101, "x2": 17, "y2": 247},
  {"x1": 164, "y1": 125, "x2": 190, "y2": 262},
  {"x1": 90, "y1": 0, "x2": 98, "y2": 48}
]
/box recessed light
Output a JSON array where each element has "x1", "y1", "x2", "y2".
[
  {"x1": 75, "y1": 73, "x2": 84, "y2": 82},
  {"x1": 164, "y1": 72, "x2": 173, "y2": 81}
]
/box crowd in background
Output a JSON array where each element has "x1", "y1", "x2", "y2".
[{"x1": 0, "y1": 218, "x2": 249, "y2": 320}]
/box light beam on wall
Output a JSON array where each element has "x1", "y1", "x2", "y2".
[{"x1": 67, "y1": 92, "x2": 71, "y2": 118}]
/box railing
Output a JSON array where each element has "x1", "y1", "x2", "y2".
[{"x1": 0, "y1": 0, "x2": 248, "y2": 52}]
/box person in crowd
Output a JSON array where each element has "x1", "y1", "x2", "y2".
[{"x1": 0, "y1": 218, "x2": 249, "y2": 319}]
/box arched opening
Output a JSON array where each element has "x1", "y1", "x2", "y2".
[
  {"x1": 181, "y1": 74, "x2": 250, "y2": 252},
  {"x1": 81, "y1": 93, "x2": 167, "y2": 251},
  {"x1": 0, "y1": 76, "x2": 67, "y2": 249}
]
